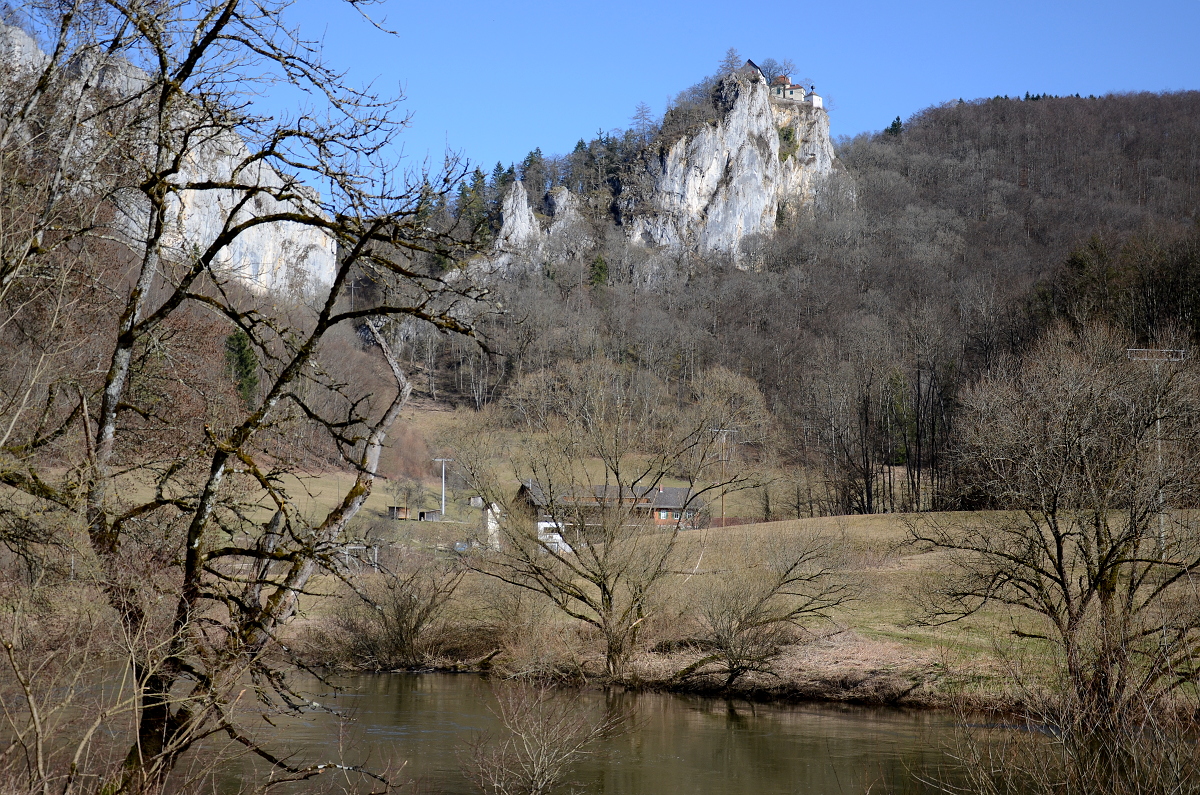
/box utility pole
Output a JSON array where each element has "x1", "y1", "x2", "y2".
[
  {"x1": 433, "y1": 458, "x2": 453, "y2": 517},
  {"x1": 710, "y1": 429, "x2": 735, "y2": 528},
  {"x1": 1126, "y1": 348, "x2": 1186, "y2": 555}
]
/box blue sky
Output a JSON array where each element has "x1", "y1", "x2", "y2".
[{"x1": 280, "y1": 0, "x2": 1200, "y2": 174}]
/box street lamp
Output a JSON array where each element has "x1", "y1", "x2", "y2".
[{"x1": 433, "y1": 458, "x2": 453, "y2": 517}]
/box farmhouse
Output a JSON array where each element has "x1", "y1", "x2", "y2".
[{"x1": 514, "y1": 481, "x2": 707, "y2": 542}]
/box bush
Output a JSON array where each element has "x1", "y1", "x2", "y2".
[
  {"x1": 460, "y1": 682, "x2": 629, "y2": 795},
  {"x1": 950, "y1": 696, "x2": 1200, "y2": 795},
  {"x1": 315, "y1": 548, "x2": 464, "y2": 669}
]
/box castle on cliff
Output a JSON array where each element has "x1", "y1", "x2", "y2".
[{"x1": 744, "y1": 59, "x2": 823, "y2": 109}]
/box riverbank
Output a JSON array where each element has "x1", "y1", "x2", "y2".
[
  {"x1": 402, "y1": 629, "x2": 1025, "y2": 713},
  {"x1": 296, "y1": 511, "x2": 1054, "y2": 714}
]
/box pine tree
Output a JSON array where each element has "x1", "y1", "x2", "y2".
[
  {"x1": 885, "y1": 116, "x2": 903, "y2": 137},
  {"x1": 487, "y1": 162, "x2": 516, "y2": 233},
  {"x1": 589, "y1": 255, "x2": 608, "y2": 286},
  {"x1": 565, "y1": 140, "x2": 588, "y2": 194},
  {"x1": 224, "y1": 330, "x2": 259, "y2": 407},
  {"x1": 456, "y1": 167, "x2": 488, "y2": 233},
  {"x1": 489, "y1": 162, "x2": 506, "y2": 203},
  {"x1": 520, "y1": 148, "x2": 548, "y2": 197}
]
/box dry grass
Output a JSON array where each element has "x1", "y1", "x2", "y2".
[
  {"x1": 616, "y1": 512, "x2": 1054, "y2": 708},
  {"x1": 86, "y1": 402, "x2": 1058, "y2": 709},
  {"x1": 283, "y1": 485, "x2": 1055, "y2": 708}
]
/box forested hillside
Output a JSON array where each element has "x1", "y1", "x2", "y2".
[{"x1": 412, "y1": 89, "x2": 1200, "y2": 514}]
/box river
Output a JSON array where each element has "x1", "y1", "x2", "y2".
[{"x1": 225, "y1": 673, "x2": 962, "y2": 794}]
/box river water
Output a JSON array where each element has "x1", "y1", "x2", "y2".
[{"x1": 228, "y1": 673, "x2": 961, "y2": 794}]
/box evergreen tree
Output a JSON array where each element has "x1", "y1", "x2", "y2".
[
  {"x1": 565, "y1": 139, "x2": 588, "y2": 194},
  {"x1": 519, "y1": 147, "x2": 548, "y2": 198},
  {"x1": 455, "y1": 167, "x2": 488, "y2": 233},
  {"x1": 885, "y1": 116, "x2": 903, "y2": 136},
  {"x1": 589, "y1": 255, "x2": 608, "y2": 286},
  {"x1": 487, "y1": 162, "x2": 516, "y2": 233},
  {"x1": 224, "y1": 330, "x2": 259, "y2": 407},
  {"x1": 488, "y1": 161, "x2": 507, "y2": 204}
]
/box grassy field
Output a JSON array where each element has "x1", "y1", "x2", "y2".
[
  {"x1": 103, "y1": 402, "x2": 1049, "y2": 710},
  {"x1": 624, "y1": 513, "x2": 1047, "y2": 708},
  {"x1": 290, "y1": 502, "x2": 1054, "y2": 710}
]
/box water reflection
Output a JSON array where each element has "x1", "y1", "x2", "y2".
[{"x1": 230, "y1": 673, "x2": 957, "y2": 794}]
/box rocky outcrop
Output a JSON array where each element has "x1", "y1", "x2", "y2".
[
  {"x1": 0, "y1": 22, "x2": 46, "y2": 71},
  {"x1": 494, "y1": 180, "x2": 541, "y2": 252},
  {"x1": 773, "y1": 101, "x2": 838, "y2": 216},
  {"x1": 1, "y1": 23, "x2": 336, "y2": 293},
  {"x1": 160, "y1": 132, "x2": 337, "y2": 292},
  {"x1": 489, "y1": 183, "x2": 597, "y2": 276},
  {"x1": 491, "y1": 66, "x2": 841, "y2": 270},
  {"x1": 623, "y1": 69, "x2": 836, "y2": 257},
  {"x1": 542, "y1": 186, "x2": 596, "y2": 261}
]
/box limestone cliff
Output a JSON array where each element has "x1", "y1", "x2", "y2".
[
  {"x1": 489, "y1": 183, "x2": 597, "y2": 275},
  {"x1": 161, "y1": 131, "x2": 337, "y2": 292},
  {"x1": 772, "y1": 100, "x2": 839, "y2": 217},
  {"x1": 623, "y1": 69, "x2": 836, "y2": 255},
  {"x1": 491, "y1": 66, "x2": 841, "y2": 270},
  {"x1": 1, "y1": 23, "x2": 336, "y2": 293}
]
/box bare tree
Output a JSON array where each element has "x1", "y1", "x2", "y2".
[
  {"x1": 388, "y1": 476, "x2": 427, "y2": 517},
  {"x1": 629, "y1": 101, "x2": 656, "y2": 145},
  {"x1": 950, "y1": 701, "x2": 1200, "y2": 795},
  {"x1": 318, "y1": 547, "x2": 465, "y2": 669},
  {"x1": 756, "y1": 57, "x2": 798, "y2": 84},
  {"x1": 673, "y1": 532, "x2": 854, "y2": 688},
  {"x1": 453, "y1": 362, "x2": 770, "y2": 677},
  {"x1": 0, "y1": 1, "x2": 487, "y2": 792},
  {"x1": 461, "y1": 682, "x2": 628, "y2": 795},
  {"x1": 913, "y1": 323, "x2": 1200, "y2": 724}
]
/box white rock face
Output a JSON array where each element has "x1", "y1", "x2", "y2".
[
  {"x1": 626, "y1": 70, "x2": 836, "y2": 257},
  {"x1": 489, "y1": 68, "x2": 839, "y2": 270},
  {"x1": 2, "y1": 23, "x2": 336, "y2": 293},
  {"x1": 495, "y1": 180, "x2": 541, "y2": 252},
  {"x1": 773, "y1": 101, "x2": 838, "y2": 215},
  {"x1": 542, "y1": 186, "x2": 595, "y2": 260},
  {"x1": 0, "y1": 23, "x2": 46, "y2": 71},
  {"x1": 489, "y1": 182, "x2": 596, "y2": 276},
  {"x1": 160, "y1": 130, "x2": 337, "y2": 292}
]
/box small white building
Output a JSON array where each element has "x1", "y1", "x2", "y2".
[
  {"x1": 771, "y1": 75, "x2": 805, "y2": 101},
  {"x1": 768, "y1": 74, "x2": 823, "y2": 109}
]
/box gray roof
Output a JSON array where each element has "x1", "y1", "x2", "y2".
[{"x1": 518, "y1": 481, "x2": 704, "y2": 511}]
